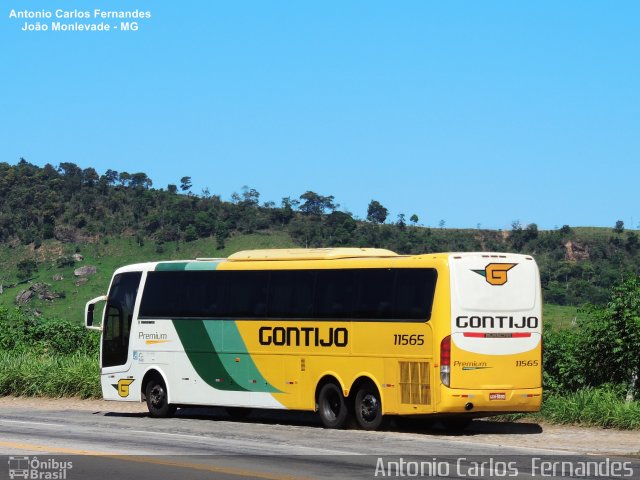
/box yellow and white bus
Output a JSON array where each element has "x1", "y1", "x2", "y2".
[{"x1": 85, "y1": 248, "x2": 542, "y2": 430}]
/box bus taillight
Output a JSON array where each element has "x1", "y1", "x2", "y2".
[{"x1": 440, "y1": 335, "x2": 451, "y2": 387}]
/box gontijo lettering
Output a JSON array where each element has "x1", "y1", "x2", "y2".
[
  {"x1": 259, "y1": 326, "x2": 348, "y2": 347},
  {"x1": 456, "y1": 315, "x2": 539, "y2": 329}
]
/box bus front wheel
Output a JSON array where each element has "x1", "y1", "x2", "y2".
[
  {"x1": 354, "y1": 384, "x2": 385, "y2": 430},
  {"x1": 145, "y1": 377, "x2": 177, "y2": 418},
  {"x1": 317, "y1": 382, "x2": 348, "y2": 429}
]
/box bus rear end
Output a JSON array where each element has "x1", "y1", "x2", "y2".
[{"x1": 439, "y1": 253, "x2": 542, "y2": 415}]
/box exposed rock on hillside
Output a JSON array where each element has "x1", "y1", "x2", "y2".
[
  {"x1": 74, "y1": 266, "x2": 97, "y2": 277},
  {"x1": 15, "y1": 289, "x2": 34, "y2": 305},
  {"x1": 564, "y1": 240, "x2": 590, "y2": 261},
  {"x1": 15, "y1": 283, "x2": 63, "y2": 305}
]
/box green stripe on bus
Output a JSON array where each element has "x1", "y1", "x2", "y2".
[
  {"x1": 155, "y1": 262, "x2": 189, "y2": 271},
  {"x1": 156, "y1": 261, "x2": 221, "y2": 271},
  {"x1": 172, "y1": 319, "x2": 279, "y2": 393},
  {"x1": 184, "y1": 262, "x2": 221, "y2": 270},
  {"x1": 204, "y1": 320, "x2": 280, "y2": 393}
]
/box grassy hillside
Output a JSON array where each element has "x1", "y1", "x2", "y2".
[{"x1": 0, "y1": 231, "x2": 295, "y2": 323}]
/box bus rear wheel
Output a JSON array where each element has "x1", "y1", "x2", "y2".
[
  {"x1": 145, "y1": 377, "x2": 176, "y2": 418},
  {"x1": 354, "y1": 384, "x2": 385, "y2": 431},
  {"x1": 317, "y1": 382, "x2": 348, "y2": 429}
]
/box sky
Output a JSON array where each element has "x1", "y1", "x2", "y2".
[{"x1": 1, "y1": 1, "x2": 638, "y2": 230}]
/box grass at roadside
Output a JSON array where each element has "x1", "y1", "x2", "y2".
[
  {"x1": 0, "y1": 352, "x2": 100, "y2": 398},
  {"x1": 496, "y1": 388, "x2": 640, "y2": 430}
]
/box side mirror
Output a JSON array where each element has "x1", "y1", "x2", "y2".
[{"x1": 85, "y1": 295, "x2": 107, "y2": 331}]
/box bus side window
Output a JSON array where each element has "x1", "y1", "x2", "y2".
[
  {"x1": 267, "y1": 270, "x2": 314, "y2": 318},
  {"x1": 314, "y1": 270, "x2": 356, "y2": 318},
  {"x1": 355, "y1": 269, "x2": 394, "y2": 319},
  {"x1": 394, "y1": 269, "x2": 437, "y2": 321}
]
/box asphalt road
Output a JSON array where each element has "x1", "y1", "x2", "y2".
[{"x1": 1, "y1": 406, "x2": 638, "y2": 479}]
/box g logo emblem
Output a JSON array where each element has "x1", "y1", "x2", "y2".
[
  {"x1": 116, "y1": 379, "x2": 134, "y2": 397},
  {"x1": 472, "y1": 263, "x2": 517, "y2": 286}
]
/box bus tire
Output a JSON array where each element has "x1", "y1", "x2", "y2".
[
  {"x1": 317, "y1": 382, "x2": 348, "y2": 429},
  {"x1": 353, "y1": 384, "x2": 385, "y2": 431},
  {"x1": 145, "y1": 376, "x2": 176, "y2": 418}
]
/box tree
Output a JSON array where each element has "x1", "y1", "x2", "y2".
[
  {"x1": 409, "y1": 214, "x2": 419, "y2": 225},
  {"x1": 58, "y1": 162, "x2": 82, "y2": 179},
  {"x1": 180, "y1": 176, "x2": 192, "y2": 192},
  {"x1": 58, "y1": 162, "x2": 82, "y2": 191},
  {"x1": 299, "y1": 191, "x2": 336, "y2": 216},
  {"x1": 129, "y1": 172, "x2": 152, "y2": 189},
  {"x1": 509, "y1": 220, "x2": 525, "y2": 251},
  {"x1": 626, "y1": 232, "x2": 639, "y2": 253},
  {"x1": 277, "y1": 197, "x2": 299, "y2": 224},
  {"x1": 366, "y1": 200, "x2": 388, "y2": 224},
  {"x1": 101, "y1": 169, "x2": 119, "y2": 186},
  {"x1": 16, "y1": 260, "x2": 37, "y2": 280},
  {"x1": 524, "y1": 223, "x2": 539, "y2": 242},
  {"x1": 614, "y1": 220, "x2": 625, "y2": 233},
  {"x1": 167, "y1": 184, "x2": 178, "y2": 194},
  {"x1": 560, "y1": 225, "x2": 572, "y2": 235},
  {"x1": 81, "y1": 168, "x2": 99, "y2": 187},
  {"x1": 240, "y1": 186, "x2": 260, "y2": 206},
  {"x1": 579, "y1": 275, "x2": 640, "y2": 398},
  {"x1": 118, "y1": 172, "x2": 131, "y2": 186},
  {"x1": 183, "y1": 225, "x2": 197, "y2": 242},
  {"x1": 396, "y1": 213, "x2": 406, "y2": 230}
]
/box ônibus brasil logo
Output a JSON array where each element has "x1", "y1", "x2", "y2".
[{"x1": 472, "y1": 263, "x2": 517, "y2": 286}]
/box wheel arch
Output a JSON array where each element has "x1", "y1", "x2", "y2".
[
  {"x1": 314, "y1": 373, "x2": 347, "y2": 409},
  {"x1": 141, "y1": 367, "x2": 171, "y2": 403}
]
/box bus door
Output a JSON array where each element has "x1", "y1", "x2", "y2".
[{"x1": 101, "y1": 272, "x2": 142, "y2": 371}]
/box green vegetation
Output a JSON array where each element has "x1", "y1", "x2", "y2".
[
  {"x1": 0, "y1": 232, "x2": 295, "y2": 323},
  {"x1": 1, "y1": 159, "x2": 640, "y2": 429},
  {"x1": 543, "y1": 276, "x2": 640, "y2": 395},
  {"x1": 500, "y1": 387, "x2": 640, "y2": 430},
  {"x1": 0, "y1": 353, "x2": 99, "y2": 398},
  {"x1": 538, "y1": 388, "x2": 640, "y2": 429},
  {"x1": 503, "y1": 274, "x2": 640, "y2": 429},
  {"x1": 0, "y1": 306, "x2": 100, "y2": 398},
  {"x1": 542, "y1": 304, "x2": 581, "y2": 330}
]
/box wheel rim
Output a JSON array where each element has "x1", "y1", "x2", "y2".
[
  {"x1": 360, "y1": 393, "x2": 379, "y2": 422},
  {"x1": 150, "y1": 384, "x2": 166, "y2": 409}
]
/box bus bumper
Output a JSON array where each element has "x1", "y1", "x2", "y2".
[{"x1": 438, "y1": 387, "x2": 542, "y2": 413}]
